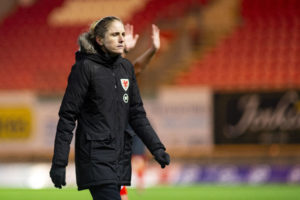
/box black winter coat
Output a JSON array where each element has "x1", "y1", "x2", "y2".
[{"x1": 52, "y1": 33, "x2": 165, "y2": 190}]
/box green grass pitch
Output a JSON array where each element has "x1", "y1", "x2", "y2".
[{"x1": 0, "y1": 184, "x2": 299, "y2": 200}]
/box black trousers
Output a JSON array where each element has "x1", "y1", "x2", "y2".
[{"x1": 89, "y1": 184, "x2": 121, "y2": 200}]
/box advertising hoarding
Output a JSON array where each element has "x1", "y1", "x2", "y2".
[{"x1": 214, "y1": 90, "x2": 300, "y2": 144}]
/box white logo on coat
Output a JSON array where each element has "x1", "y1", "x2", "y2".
[{"x1": 123, "y1": 93, "x2": 129, "y2": 103}]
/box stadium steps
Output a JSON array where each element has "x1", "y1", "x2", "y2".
[{"x1": 175, "y1": 0, "x2": 300, "y2": 91}]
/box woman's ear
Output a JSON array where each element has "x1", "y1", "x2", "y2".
[{"x1": 96, "y1": 37, "x2": 103, "y2": 46}]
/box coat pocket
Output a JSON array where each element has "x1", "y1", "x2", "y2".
[{"x1": 86, "y1": 131, "x2": 116, "y2": 163}]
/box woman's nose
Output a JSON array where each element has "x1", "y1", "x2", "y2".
[{"x1": 119, "y1": 35, "x2": 124, "y2": 43}]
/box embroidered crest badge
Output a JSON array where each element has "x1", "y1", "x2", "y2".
[{"x1": 121, "y1": 79, "x2": 129, "y2": 91}]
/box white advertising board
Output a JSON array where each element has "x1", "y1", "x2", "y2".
[
  {"x1": 0, "y1": 87, "x2": 213, "y2": 156},
  {"x1": 144, "y1": 87, "x2": 213, "y2": 147}
]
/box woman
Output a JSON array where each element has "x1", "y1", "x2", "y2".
[{"x1": 49, "y1": 16, "x2": 170, "y2": 200}]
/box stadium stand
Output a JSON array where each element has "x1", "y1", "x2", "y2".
[
  {"x1": 1, "y1": 0, "x2": 298, "y2": 91},
  {"x1": 176, "y1": 0, "x2": 300, "y2": 91},
  {"x1": 0, "y1": 0, "x2": 83, "y2": 92},
  {"x1": 0, "y1": 0, "x2": 209, "y2": 93}
]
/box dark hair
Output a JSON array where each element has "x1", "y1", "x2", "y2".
[{"x1": 89, "y1": 16, "x2": 122, "y2": 41}]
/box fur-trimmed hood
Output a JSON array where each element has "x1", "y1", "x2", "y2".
[{"x1": 77, "y1": 32, "x2": 98, "y2": 54}]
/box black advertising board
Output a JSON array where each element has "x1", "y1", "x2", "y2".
[{"x1": 214, "y1": 90, "x2": 300, "y2": 144}]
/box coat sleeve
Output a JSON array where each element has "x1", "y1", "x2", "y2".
[
  {"x1": 128, "y1": 64, "x2": 166, "y2": 154},
  {"x1": 52, "y1": 61, "x2": 91, "y2": 166}
]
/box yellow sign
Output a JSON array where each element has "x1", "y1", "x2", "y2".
[{"x1": 0, "y1": 107, "x2": 32, "y2": 139}]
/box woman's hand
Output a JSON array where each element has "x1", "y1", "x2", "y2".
[
  {"x1": 124, "y1": 24, "x2": 139, "y2": 53},
  {"x1": 151, "y1": 24, "x2": 160, "y2": 52}
]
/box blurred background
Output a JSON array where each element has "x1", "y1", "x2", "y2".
[{"x1": 0, "y1": 0, "x2": 300, "y2": 198}]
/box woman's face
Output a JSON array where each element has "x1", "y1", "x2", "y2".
[{"x1": 97, "y1": 20, "x2": 125, "y2": 55}]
